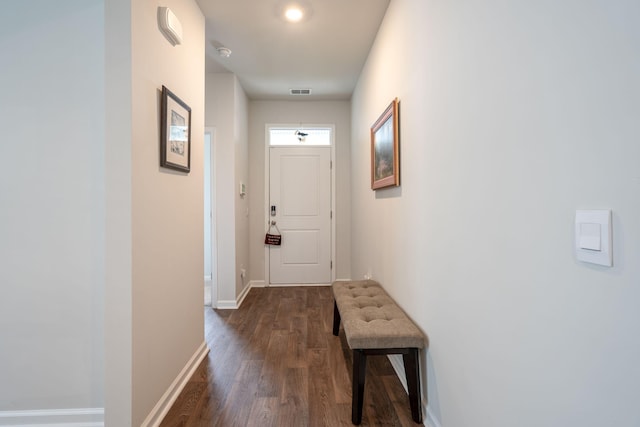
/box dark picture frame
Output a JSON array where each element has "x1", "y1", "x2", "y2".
[
  {"x1": 160, "y1": 85, "x2": 191, "y2": 173},
  {"x1": 371, "y1": 98, "x2": 399, "y2": 189}
]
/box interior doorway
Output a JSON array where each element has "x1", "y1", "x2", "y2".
[
  {"x1": 265, "y1": 125, "x2": 336, "y2": 285},
  {"x1": 204, "y1": 128, "x2": 217, "y2": 306},
  {"x1": 269, "y1": 146, "x2": 331, "y2": 283}
]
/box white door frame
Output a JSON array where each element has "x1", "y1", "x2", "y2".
[
  {"x1": 205, "y1": 127, "x2": 218, "y2": 307},
  {"x1": 264, "y1": 124, "x2": 336, "y2": 286}
]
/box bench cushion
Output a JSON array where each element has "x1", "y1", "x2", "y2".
[{"x1": 332, "y1": 280, "x2": 427, "y2": 349}]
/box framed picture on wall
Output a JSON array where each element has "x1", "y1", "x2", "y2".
[
  {"x1": 371, "y1": 98, "x2": 399, "y2": 190},
  {"x1": 160, "y1": 85, "x2": 191, "y2": 173}
]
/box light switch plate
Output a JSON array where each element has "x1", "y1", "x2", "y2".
[{"x1": 575, "y1": 210, "x2": 612, "y2": 267}]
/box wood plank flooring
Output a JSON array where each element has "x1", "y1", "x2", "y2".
[{"x1": 159, "y1": 286, "x2": 421, "y2": 427}]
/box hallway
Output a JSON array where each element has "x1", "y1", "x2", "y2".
[{"x1": 160, "y1": 287, "x2": 420, "y2": 426}]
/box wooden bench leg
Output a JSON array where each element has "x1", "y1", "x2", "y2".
[
  {"x1": 403, "y1": 348, "x2": 423, "y2": 423},
  {"x1": 352, "y1": 349, "x2": 367, "y2": 425},
  {"x1": 332, "y1": 301, "x2": 341, "y2": 336}
]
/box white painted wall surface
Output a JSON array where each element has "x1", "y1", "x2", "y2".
[
  {"x1": 205, "y1": 74, "x2": 250, "y2": 303},
  {"x1": 130, "y1": 1, "x2": 205, "y2": 425},
  {"x1": 204, "y1": 134, "x2": 213, "y2": 280},
  {"x1": 248, "y1": 101, "x2": 352, "y2": 282},
  {"x1": 206, "y1": 74, "x2": 236, "y2": 303},
  {"x1": 105, "y1": 0, "x2": 133, "y2": 424},
  {"x1": 0, "y1": 0, "x2": 105, "y2": 413},
  {"x1": 1, "y1": 1, "x2": 205, "y2": 424},
  {"x1": 351, "y1": 1, "x2": 640, "y2": 426},
  {"x1": 234, "y1": 80, "x2": 250, "y2": 296}
]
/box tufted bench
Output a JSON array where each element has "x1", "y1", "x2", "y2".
[{"x1": 332, "y1": 280, "x2": 427, "y2": 425}]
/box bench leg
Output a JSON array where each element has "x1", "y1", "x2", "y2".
[
  {"x1": 332, "y1": 301, "x2": 341, "y2": 336},
  {"x1": 403, "y1": 348, "x2": 423, "y2": 423},
  {"x1": 352, "y1": 349, "x2": 367, "y2": 425}
]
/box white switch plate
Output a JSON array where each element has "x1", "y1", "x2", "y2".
[{"x1": 575, "y1": 210, "x2": 612, "y2": 267}]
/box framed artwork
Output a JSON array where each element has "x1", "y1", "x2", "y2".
[
  {"x1": 160, "y1": 85, "x2": 191, "y2": 173},
  {"x1": 371, "y1": 98, "x2": 399, "y2": 189}
]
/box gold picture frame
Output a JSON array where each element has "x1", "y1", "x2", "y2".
[{"x1": 371, "y1": 98, "x2": 399, "y2": 190}]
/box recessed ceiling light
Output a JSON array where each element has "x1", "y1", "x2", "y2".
[
  {"x1": 284, "y1": 7, "x2": 304, "y2": 22},
  {"x1": 275, "y1": 1, "x2": 313, "y2": 23}
]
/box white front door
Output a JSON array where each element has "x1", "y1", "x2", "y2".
[{"x1": 269, "y1": 146, "x2": 331, "y2": 284}]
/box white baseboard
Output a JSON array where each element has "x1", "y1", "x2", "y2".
[
  {"x1": 215, "y1": 281, "x2": 259, "y2": 309},
  {"x1": 249, "y1": 280, "x2": 266, "y2": 288},
  {"x1": 215, "y1": 279, "x2": 332, "y2": 309},
  {"x1": 264, "y1": 283, "x2": 332, "y2": 287},
  {"x1": 387, "y1": 354, "x2": 441, "y2": 427},
  {"x1": 216, "y1": 299, "x2": 238, "y2": 309},
  {"x1": 235, "y1": 281, "x2": 253, "y2": 308},
  {"x1": 0, "y1": 407, "x2": 104, "y2": 426},
  {"x1": 425, "y1": 406, "x2": 443, "y2": 427},
  {"x1": 141, "y1": 341, "x2": 210, "y2": 427}
]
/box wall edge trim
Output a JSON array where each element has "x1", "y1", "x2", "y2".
[
  {"x1": 0, "y1": 407, "x2": 104, "y2": 426},
  {"x1": 141, "y1": 341, "x2": 210, "y2": 427},
  {"x1": 216, "y1": 300, "x2": 238, "y2": 309},
  {"x1": 249, "y1": 280, "x2": 266, "y2": 288},
  {"x1": 387, "y1": 354, "x2": 440, "y2": 427},
  {"x1": 262, "y1": 283, "x2": 332, "y2": 287},
  {"x1": 235, "y1": 282, "x2": 253, "y2": 308}
]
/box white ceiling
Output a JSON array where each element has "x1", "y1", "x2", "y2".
[{"x1": 195, "y1": 0, "x2": 390, "y2": 100}]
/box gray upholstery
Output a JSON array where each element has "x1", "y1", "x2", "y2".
[{"x1": 332, "y1": 280, "x2": 427, "y2": 349}]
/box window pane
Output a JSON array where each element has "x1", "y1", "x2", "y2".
[{"x1": 269, "y1": 128, "x2": 331, "y2": 146}]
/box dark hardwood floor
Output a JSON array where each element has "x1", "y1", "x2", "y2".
[{"x1": 160, "y1": 286, "x2": 421, "y2": 426}]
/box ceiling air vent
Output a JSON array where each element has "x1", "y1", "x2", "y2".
[{"x1": 290, "y1": 88, "x2": 312, "y2": 95}]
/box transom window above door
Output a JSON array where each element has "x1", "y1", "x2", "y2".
[{"x1": 269, "y1": 127, "x2": 332, "y2": 146}]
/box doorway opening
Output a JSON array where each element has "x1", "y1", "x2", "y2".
[
  {"x1": 264, "y1": 125, "x2": 336, "y2": 286},
  {"x1": 204, "y1": 128, "x2": 217, "y2": 306}
]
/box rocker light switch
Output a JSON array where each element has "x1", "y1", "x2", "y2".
[
  {"x1": 579, "y1": 223, "x2": 601, "y2": 251},
  {"x1": 575, "y1": 210, "x2": 612, "y2": 267}
]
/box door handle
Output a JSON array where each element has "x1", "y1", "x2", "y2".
[{"x1": 271, "y1": 205, "x2": 276, "y2": 216}]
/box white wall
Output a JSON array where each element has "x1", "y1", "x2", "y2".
[
  {"x1": 248, "y1": 101, "x2": 352, "y2": 282},
  {"x1": 204, "y1": 133, "x2": 213, "y2": 280},
  {"x1": 351, "y1": 1, "x2": 640, "y2": 426},
  {"x1": 205, "y1": 74, "x2": 250, "y2": 304},
  {"x1": 234, "y1": 80, "x2": 250, "y2": 296},
  {"x1": 105, "y1": 0, "x2": 132, "y2": 424},
  {"x1": 0, "y1": 0, "x2": 105, "y2": 416},
  {"x1": 1, "y1": 1, "x2": 205, "y2": 424},
  {"x1": 130, "y1": 1, "x2": 205, "y2": 425}
]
